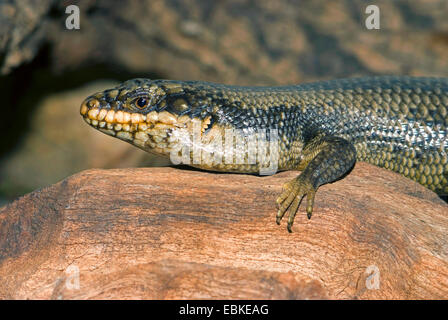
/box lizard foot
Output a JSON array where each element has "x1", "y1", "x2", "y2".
[{"x1": 276, "y1": 175, "x2": 316, "y2": 233}]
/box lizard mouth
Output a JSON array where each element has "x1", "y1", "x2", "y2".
[{"x1": 80, "y1": 98, "x2": 213, "y2": 153}]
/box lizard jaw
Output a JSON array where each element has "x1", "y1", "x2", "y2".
[{"x1": 80, "y1": 98, "x2": 212, "y2": 155}]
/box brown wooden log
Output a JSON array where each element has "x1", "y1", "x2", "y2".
[{"x1": 0, "y1": 163, "x2": 447, "y2": 299}]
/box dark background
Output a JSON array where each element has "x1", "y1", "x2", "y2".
[{"x1": 1, "y1": 0, "x2": 447, "y2": 204}]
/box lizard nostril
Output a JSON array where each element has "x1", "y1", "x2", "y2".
[
  {"x1": 88, "y1": 98, "x2": 100, "y2": 108},
  {"x1": 80, "y1": 98, "x2": 101, "y2": 116}
]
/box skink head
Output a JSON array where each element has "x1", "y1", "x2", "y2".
[{"x1": 80, "y1": 78, "x2": 215, "y2": 157}]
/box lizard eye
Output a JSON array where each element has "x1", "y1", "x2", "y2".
[{"x1": 134, "y1": 96, "x2": 149, "y2": 109}]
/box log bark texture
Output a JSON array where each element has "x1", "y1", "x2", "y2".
[{"x1": 0, "y1": 164, "x2": 447, "y2": 299}]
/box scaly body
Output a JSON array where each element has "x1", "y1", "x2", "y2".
[{"x1": 80, "y1": 76, "x2": 448, "y2": 232}]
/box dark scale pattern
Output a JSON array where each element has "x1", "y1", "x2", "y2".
[
  {"x1": 81, "y1": 76, "x2": 448, "y2": 232},
  {"x1": 169, "y1": 76, "x2": 448, "y2": 196},
  {"x1": 83, "y1": 76, "x2": 448, "y2": 198}
]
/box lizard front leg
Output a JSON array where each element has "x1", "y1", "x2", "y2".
[{"x1": 276, "y1": 136, "x2": 357, "y2": 232}]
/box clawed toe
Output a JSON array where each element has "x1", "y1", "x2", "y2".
[{"x1": 275, "y1": 176, "x2": 316, "y2": 232}]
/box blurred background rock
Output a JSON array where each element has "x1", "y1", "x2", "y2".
[{"x1": 0, "y1": 0, "x2": 447, "y2": 205}]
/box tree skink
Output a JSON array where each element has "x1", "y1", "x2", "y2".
[{"x1": 80, "y1": 76, "x2": 448, "y2": 232}]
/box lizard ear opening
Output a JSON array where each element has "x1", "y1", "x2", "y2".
[{"x1": 204, "y1": 115, "x2": 216, "y2": 134}]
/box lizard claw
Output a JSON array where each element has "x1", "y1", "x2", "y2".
[{"x1": 276, "y1": 175, "x2": 316, "y2": 233}]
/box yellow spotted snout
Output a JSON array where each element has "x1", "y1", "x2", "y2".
[
  {"x1": 79, "y1": 92, "x2": 214, "y2": 160},
  {"x1": 80, "y1": 96, "x2": 179, "y2": 130}
]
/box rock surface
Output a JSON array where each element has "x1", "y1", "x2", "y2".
[{"x1": 0, "y1": 164, "x2": 447, "y2": 299}]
